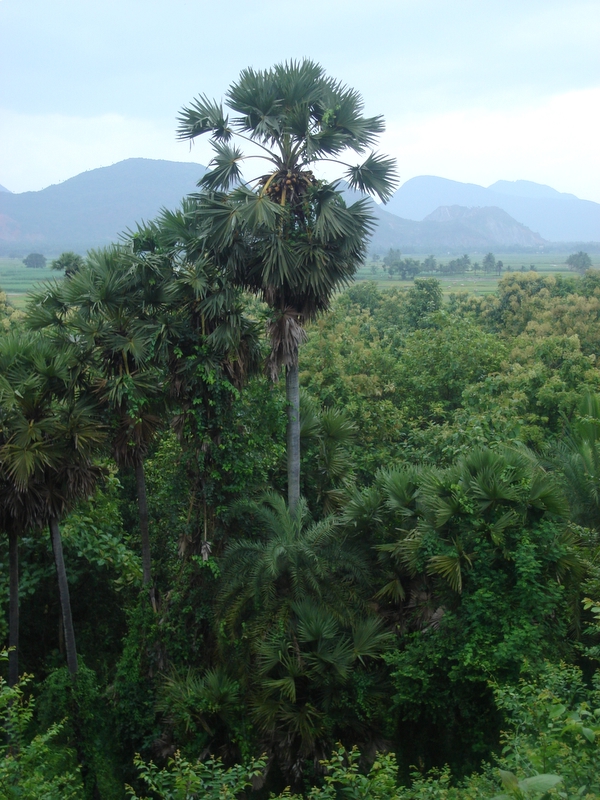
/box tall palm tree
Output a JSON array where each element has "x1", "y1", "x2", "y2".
[
  {"x1": 0, "y1": 331, "x2": 104, "y2": 681},
  {"x1": 29, "y1": 247, "x2": 173, "y2": 605},
  {"x1": 177, "y1": 60, "x2": 398, "y2": 511},
  {"x1": 129, "y1": 207, "x2": 263, "y2": 555}
]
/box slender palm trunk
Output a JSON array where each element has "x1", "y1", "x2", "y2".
[
  {"x1": 135, "y1": 459, "x2": 156, "y2": 609},
  {"x1": 286, "y1": 362, "x2": 301, "y2": 514},
  {"x1": 8, "y1": 528, "x2": 19, "y2": 688},
  {"x1": 49, "y1": 517, "x2": 78, "y2": 677}
]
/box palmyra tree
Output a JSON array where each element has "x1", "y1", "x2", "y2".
[
  {"x1": 0, "y1": 330, "x2": 104, "y2": 683},
  {"x1": 177, "y1": 59, "x2": 398, "y2": 511}
]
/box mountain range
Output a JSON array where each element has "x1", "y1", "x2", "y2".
[
  {"x1": 385, "y1": 176, "x2": 600, "y2": 242},
  {"x1": 0, "y1": 159, "x2": 207, "y2": 255},
  {"x1": 0, "y1": 159, "x2": 598, "y2": 256}
]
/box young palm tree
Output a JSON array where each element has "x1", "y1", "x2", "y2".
[
  {"x1": 177, "y1": 60, "x2": 398, "y2": 511},
  {"x1": 252, "y1": 598, "x2": 393, "y2": 784},
  {"x1": 551, "y1": 392, "x2": 600, "y2": 529},
  {"x1": 403, "y1": 447, "x2": 571, "y2": 595},
  {"x1": 218, "y1": 491, "x2": 370, "y2": 642},
  {"x1": 299, "y1": 391, "x2": 357, "y2": 514}
]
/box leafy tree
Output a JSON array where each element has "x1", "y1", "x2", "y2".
[
  {"x1": 422, "y1": 254, "x2": 437, "y2": 272},
  {"x1": 566, "y1": 250, "x2": 593, "y2": 274},
  {"x1": 403, "y1": 278, "x2": 442, "y2": 328},
  {"x1": 0, "y1": 288, "x2": 23, "y2": 331},
  {"x1": 23, "y1": 253, "x2": 46, "y2": 269},
  {"x1": 383, "y1": 248, "x2": 402, "y2": 277},
  {"x1": 0, "y1": 657, "x2": 83, "y2": 797},
  {"x1": 482, "y1": 252, "x2": 496, "y2": 274},
  {"x1": 177, "y1": 59, "x2": 398, "y2": 511}
]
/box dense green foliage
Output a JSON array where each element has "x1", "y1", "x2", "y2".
[{"x1": 3, "y1": 265, "x2": 600, "y2": 797}]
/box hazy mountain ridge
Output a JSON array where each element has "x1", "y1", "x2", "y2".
[
  {"x1": 0, "y1": 160, "x2": 596, "y2": 256},
  {"x1": 386, "y1": 176, "x2": 600, "y2": 242},
  {"x1": 368, "y1": 204, "x2": 546, "y2": 253},
  {"x1": 0, "y1": 158, "x2": 207, "y2": 254}
]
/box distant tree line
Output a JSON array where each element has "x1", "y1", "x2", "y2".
[
  {"x1": 376, "y1": 249, "x2": 595, "y2": 280},
  {"x1": 379, "y1": 249, "x2": 504, "y2": 279}
]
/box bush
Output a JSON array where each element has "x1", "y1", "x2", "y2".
[{"x1": 0, "y1": 654, "x2": 83, "y2": 799}]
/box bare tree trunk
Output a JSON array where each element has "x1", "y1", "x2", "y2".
[
  {"x1": 8, "y1": 528, "x2": 19, "y2": 688},
  {"x1": 49, "y1": 517, "x2": 78, "y2": 677},
  {"x1": 135, "y1": 460, "x2": 152, "y2": 585},
  {"x1": 135, "y1": 459, "x2": 156, "y2": 609},
  {"x1": 286, "y1": 362, "x2": 301, "y2": 514}
]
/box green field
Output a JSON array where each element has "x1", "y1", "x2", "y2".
[
  {"x1": 355, "y1": 252, "x2": 600, "y2": 295},
  {"x1": 2, "y1": 252, "x2": 598, "y2": 308},
  {"x1": 0, "y1": 257, "x2": 62, "y2": 307}
]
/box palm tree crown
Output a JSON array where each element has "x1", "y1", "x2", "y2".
[{"x1": 177, "y1": 59, "x2": 397, "y2": 203}]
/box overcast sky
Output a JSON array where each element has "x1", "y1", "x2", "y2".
[{"x1": 1, "y1": 0, "x2": 599, "y2": 201}]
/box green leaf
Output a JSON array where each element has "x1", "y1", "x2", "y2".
[
  {"x1": 581, "y1": 726, "x2": 596, "y2": 742},
  {"x1": 344, "y1": 152, "x2": 399, "y2": 203},
  {"x1": 548, "y1": 703, "x2": 567, "y2": 719},
  {"x1": 499, "y1": 770, "x2": 519, "y2": 792},
  {"x1": 518, "y1": 774, "x2": 563, "y2": 793},
  {"x1": 199, "y1": 141, "x2": 244, "y2": 191}
]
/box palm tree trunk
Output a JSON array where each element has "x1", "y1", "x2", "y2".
[
  {"x1": 49, "y1": 517, "x2": 78, "y2": 677},
  {"x1": 8, "y1": 528, "x2": 19, "y2": 688},
  {"x1": 135, "y1": 459, "x2": 156, "y2": 609},
  {"x1": 286, "y1": 362, "x2": 301, "y2": 514}
]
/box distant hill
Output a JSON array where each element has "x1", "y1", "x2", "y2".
[
  {"x1": 0, "y1": 184, "x2": 11, "y2": 193},
  {"x1": 366, "y1": 204, "x2": 546, "y2": 253},
  {"x1": 0, "y1": 158, "x2": 207, "y2": 255},
  {"x1": 385, "y1": 176, "x2": 600, "y2": 242},
  {"x1": 0, "y1": 160, "x2": 592, "y2": 257},
  {"x1": 338, "y1": 184, "x2": 545, "y2": 252}
]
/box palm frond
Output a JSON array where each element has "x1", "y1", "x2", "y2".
[
  {"x1": 199, "y1": 141, "x2": 244, "y2": 191},
  {"x1": 344, "y1": 152, "x2": 399, "y2": 203},
  {"x1": 176, "y1": 94, "x2": 232, "y2": 142}
]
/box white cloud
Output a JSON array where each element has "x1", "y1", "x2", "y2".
[
  {"x1": 1, "y1": 87, "x2": 600, "y2": 205},
  {"x1": 381, "y1": 87, "x2": 600, "y2": 203},
  {"x1": 0, "y1": 109, "x2": 213, "y2": 193}
]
